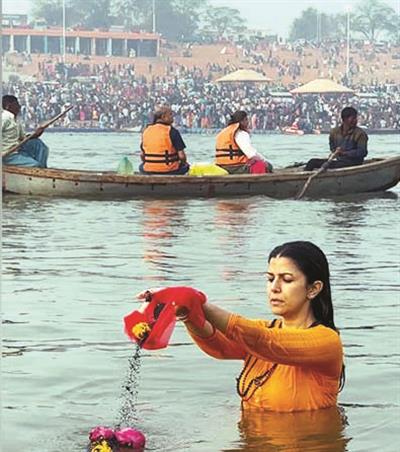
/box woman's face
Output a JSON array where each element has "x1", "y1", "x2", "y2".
[{"x1": 267, "y1": 256, "x2": 319, "y2": 321}]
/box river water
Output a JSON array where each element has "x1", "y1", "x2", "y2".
[{"x1": 2, "y1": 133, "x2": 399, "y2": 451}]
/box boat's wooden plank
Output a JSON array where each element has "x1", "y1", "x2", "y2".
[{"x1": 3, "y1": 157, "x2": 399, "y2": 199}]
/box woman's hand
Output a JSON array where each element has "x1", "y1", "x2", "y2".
[
  {"x1": 175, "y1": 305, "x2": 190, "y2": 322},
  {"x1": 135, "y1": 287, "x2": 165, "y2": 301},
  {"x1": 135, "y1": 286, "x2": 207, "y2": 328}
]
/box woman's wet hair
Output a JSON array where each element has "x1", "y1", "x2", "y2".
[
  {"x1": 268, "y1": 241, "x2": 336, "y2": 331},
  {"x1": 268, "y1": 241, "x2": 345, "y2": 391},
  {"x1": 228, "y1": 110, "x2": 248, "y2": 125}
]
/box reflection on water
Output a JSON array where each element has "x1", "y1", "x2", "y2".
[
  {"x1": 214, "y1": 200, "x2": 257, "y2": 281},
  {"x1": 141, "y1": 200, "x2": 187, "y2": 276},
  {"x1": 235, "y1": 407, "x2": 349, "y2": 451}
]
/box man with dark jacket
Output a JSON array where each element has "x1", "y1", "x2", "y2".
[{"x1": 305, "y1": 107, "x2": 368, "y2": 171}]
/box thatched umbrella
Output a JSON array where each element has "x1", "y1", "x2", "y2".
[
  {"x1": 290, "y1": 79, "x2": 354, "y2": 95},
  {"x1": 216, "y1": 69, "x2": 271, "y2": 83}
]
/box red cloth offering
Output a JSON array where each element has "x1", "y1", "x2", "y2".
[{"x1": 124, "y1": 286, "x2": 207, "y2": 350}]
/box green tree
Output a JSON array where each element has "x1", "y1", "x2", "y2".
[
  {"x1": 33, "y1": 0, "x2": 112, "y2": 28},
  {"x1": 170, "y1": 0, "x2": 206, "y2": 39},
  {"x1": 289, "y1": 7, "x2": 338, "y2": 41},
  {"x1": 331, "y1": 12, "x2": 360, "y2": 40},
  {"x1": 385, "y1": 11, "x2": 400, "y2": 43},
  {"x1": 111, "y1": 0, "x2": 151, "y2": 31},
  {"x1": 112, "y1": 0, "x2": 208, "y2": 40},
  {"x1": 33, "y1": 0, "x2": 246, "y2": 41},
  {"x1": 33, "y1": 0, "x2": 71, "y2": 27},
  {"x1": 352, "y1": 0, "x2": 397, "y2": 41},
  {"x1": 202, "y1": 6, "x2": 246, "y2": 38},
  {"x1": 75, "y1": 0, "x2": 112, "y2": 28}
]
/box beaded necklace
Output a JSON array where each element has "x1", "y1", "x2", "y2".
[
  {"x1": 236, "y1": 319, "x2": 280, "y2": 402},
  {"x1": 235, "y1": 320, "x2": 321, "y2": 402},
  {"x1": 236, "y1": 356, "x2": 278, "y2": 402}
]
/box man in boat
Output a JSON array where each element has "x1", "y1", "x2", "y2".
[
  {"x1": 304, "y1": 107, "x2": 368, "y2": 171},
  {"x1": 2, "y1": 95, "x2": 49, "y2": 167},
  {"x1": 139, "y1": 106, "x2": 190, "y2": 175},
  {"x1": 215, "y1": 110, "x2": 272, "y2": 174}
]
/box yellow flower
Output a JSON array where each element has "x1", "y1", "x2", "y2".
[
  {"x1": 90, "y1": 439, "x2": 113, "y2": 452},
  {"x1": 132, "y1": 322, "x2": 151, "y2": 340}
]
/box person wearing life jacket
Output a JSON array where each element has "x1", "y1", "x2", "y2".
[
  {"x1": 215, "y1": 110, "x2": 272, "y2": 174},
  {"x1": 139, "y1": 106, "x2": 190, "y2": 175}
]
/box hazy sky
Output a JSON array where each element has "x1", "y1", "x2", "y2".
[{"x1": 3, "y1": 0, "x2": 400, "y2": 37}]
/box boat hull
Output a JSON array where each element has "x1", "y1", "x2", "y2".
[{"x1": 3, "y1": 157, "x2": 400, "y2": 199}]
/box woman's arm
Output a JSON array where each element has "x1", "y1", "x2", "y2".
[
  {"x1": 234, "y1": 130, "x2": 258, "y2": 159},
  {"x1": 177, "y1": 302, "x2": 231, "y2": 337},
  {"x1": 225, "y1": 314, "x2": 343, "y2": 374},
  {"x1": 179, "y1": 304, "x2": 246, "y2": 360}
]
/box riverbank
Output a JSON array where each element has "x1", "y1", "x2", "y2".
[{"x1": 32, "y1": 126, "x2": 400, "y2": 135}]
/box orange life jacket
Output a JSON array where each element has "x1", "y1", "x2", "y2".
[
  {"x1": 142, "y1": 123, "x2": 180, "y2": 173},
  {"x1": 215, "y1": 123, "x2": 248, "y2": 166}
]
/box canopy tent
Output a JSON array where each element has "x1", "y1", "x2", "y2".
[
  {"x1": 290, "y1": 79, "x2": 354, "y2": 95},
  {"x1": 216, "y1": 69, "x2": 271, "y2": 83}
]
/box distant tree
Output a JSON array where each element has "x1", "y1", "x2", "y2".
[
  {"x1": 33, "y1": 0, "x2": 246, "y2": 41},
  {"x1": 75, "y1": 0, "x2": 112, "y2": 28},
  {"x1": 352, "y1": 0, "x2": 397, "y2": 41},
  {"x1": 332, "y1": 12, "x2": 364, "y2": 41},
  {"x1": 385, "y1": 11, "x2": 400, "y2": 43},
  {"x1": 202, "y1": 6, "x2": 247, "y2": 38},
  {"x1": 155, "y1": 0, "x2": 203, "y2": 40},
  {"x1": 170, "y1": 0, "x2": 206, "y2": 40},
  {"x1": 33, "y1": 0, "x2": 71, "y2": 27},
  {"x1": 111, "y1": 0, "x2": 151, "y2": 31},
  {"x1": 33, "y1": 0, "x2": 112, "y2": 28},
  {"x1": 289, "y1": 7, "x2": 338, "y2": 42},
  {"x1": 112, "y1": 0, "x2": 206, "y2": 39}
]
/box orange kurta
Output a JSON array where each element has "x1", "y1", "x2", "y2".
[{"x1": 190, "y1": 315, "x2": 343, "y2": 412}]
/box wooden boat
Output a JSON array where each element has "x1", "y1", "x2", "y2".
[
  {"x1": 282, "y1": 127, "x2": 305, "y2": 136},
  {"x1": 3, "y1": 157, "x2": 400, "y2": 200}
]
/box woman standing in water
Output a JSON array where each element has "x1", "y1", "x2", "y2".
[{"x1": 161, "y1": 241, "x2": 345, "y2": 412}]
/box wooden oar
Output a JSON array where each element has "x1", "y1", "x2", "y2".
[
  {"x1": 2, "y1": 106, "x2": 73, "y2": 159},
  {"x1": 296, "y1": 151, "x2": 338, "y2": 200}
]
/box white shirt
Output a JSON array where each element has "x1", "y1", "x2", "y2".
[
  {"x1": 2, "y1": 110, "x2": 25, "y2": 153},
  {"x1": 235, "y1": 129, "x2": 265, "y2": 160}
]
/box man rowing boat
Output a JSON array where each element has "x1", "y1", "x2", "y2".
[
  {"x1": 305, "y1": 107, "x2": 368, "y2": 171},
  {"x1": 2, "y1": 95, "x2": 49, "y2": 168}
]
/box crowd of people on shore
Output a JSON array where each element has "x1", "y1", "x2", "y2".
[
  {"x1": 3, "y1": 38, "x2": 399, "y2": 132},
  {"x1": 4, "y1": 65, "x2": 399, "y2": 133},
  {"x1": 238, "y1": 38, "x2": 399, "y2": 83}
]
